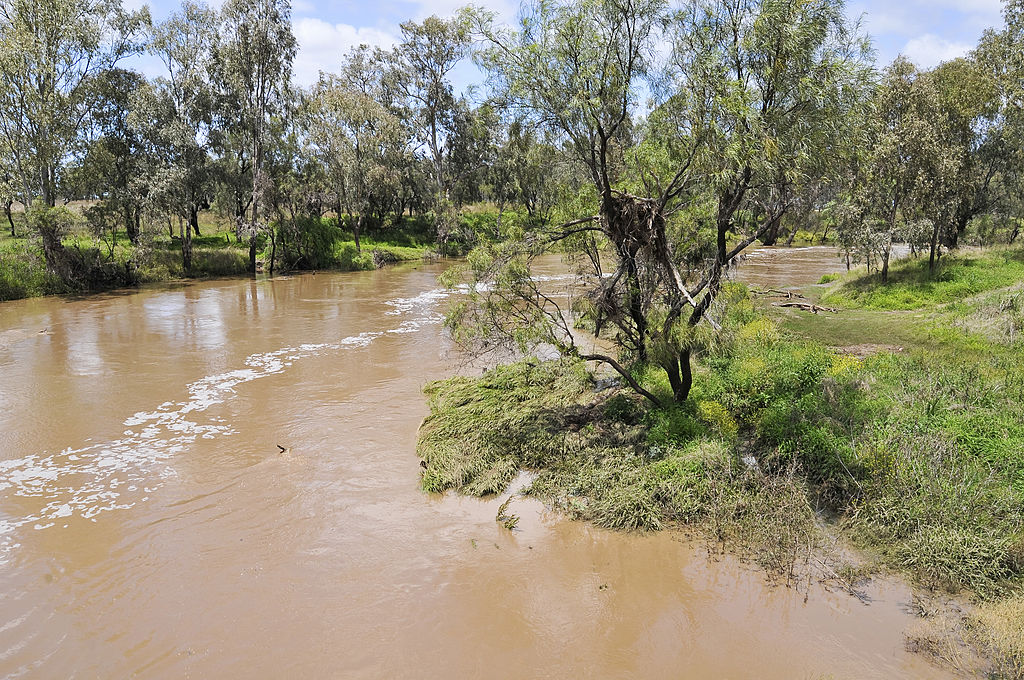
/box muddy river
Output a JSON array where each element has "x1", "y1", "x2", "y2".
[{"x1": 0, "y1": 247, "x2": 953, "y2": 679}]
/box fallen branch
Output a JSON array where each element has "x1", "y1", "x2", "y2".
[
  {"x1": 753, "y1": 288, "x2": 808, "y2": 300},
  {"x1": 773, "y1": 302, "x2": 838, "y2": 314}
]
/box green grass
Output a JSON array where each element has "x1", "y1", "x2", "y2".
[
  {"x1": 822, "y1": 246, "x2": 1024, "y2": 311},
  {"x1": 0, "y1": 234, "x2": 64, "y2": 300},
  {"x1": 0, "y1": 212, "x2": 443, "y2": 301}
]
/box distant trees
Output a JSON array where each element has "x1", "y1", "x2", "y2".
[
  {"x1": 0, "y1": 0, "x2": 1021, "y2": 298},
  {"x1": 394, "y1": 16, "x2": 470, "y2": 221},
  {"x1": 832, "y1": 2, "x2": 1024, "y2": 275},
  {"x1": 142, "y1": 1, "x2": 217, "y2": 274},
  {"x1": 307, "y1": 46, "x2": 405, "y2": 252},
  {"x1": 79, "y1": 68, "x2": 150, "y2": 245}
]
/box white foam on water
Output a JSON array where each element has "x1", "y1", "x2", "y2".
[
  {"x1": 0, "y1": 269, "x2": 593, "y2": 564},
  {"x1": 0, "y1": 280, "x2": 467, "y2": 565}
]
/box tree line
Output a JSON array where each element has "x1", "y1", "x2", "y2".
[
  {"x1": 1, "y1": 0, "x2": 1023, "y2": 395},
  {"x1": 0, "y1": 0, "x2": 563, "y2": 283}
]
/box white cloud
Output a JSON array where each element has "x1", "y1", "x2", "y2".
[
  {"x1": 849, "y1": 3, "x2": 924, "y2": 36},
  {"x1": 409, "y1": 0, "x2": 516, "y2": 21},
  {"x1": 901, "y1": 33, "x2": 973, "y2": 68},
  {"x1": 292, "y1": 17, "x2": 398, "y2": 87}
]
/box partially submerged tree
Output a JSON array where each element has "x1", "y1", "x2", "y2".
[
  {"x1": 451, "y1": 0, "x2": 870, "y2": 404},
  {"x1": 833, "y1": 58, "x2": 929, "y2": 282}
]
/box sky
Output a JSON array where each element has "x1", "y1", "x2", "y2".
[{"x1": 129, "y1": 0, "x2": 1009, "y2": 88}]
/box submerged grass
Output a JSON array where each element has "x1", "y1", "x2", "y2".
[
  {"x1": 419, "y1": 355, "x2": 818, "y2": 572},
  {"x1": 968, "y1": 595, "x2": 1024, "y2": 679},
  {"x1": 420, "y1": 247, "x2": 1024, "y2": 675},
  {"x1": 419, "y1": 296, "x2": 1024, "y2": 593}
]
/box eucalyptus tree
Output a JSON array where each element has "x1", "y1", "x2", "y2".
[
  {"x1": 214, "y1": 0, "x2": 296, "y2": 273},
  {"x1": 393, "y1": 15, "x2": 471, "y2": 230},
  {"x1": 834, "y1": 58, "x2": 933, "y2": 282},
  {"x1": 142, "y1": 1, "x2": 218, "y2": 274},
  {"x1": 915, "y1": 57, "x2": 1003, "y2": 268},
  {"x1": 455, "y1": 0, "x2": 871, "y2": 404},
  {"x1": 0, "y1": 0, "x2": 146, "y2": 274},
  {"x1": 78, "y1": 68, "x2": 150, "y2": 244},
  {"x1": 307, "y1": 45, "x2": 406, "y2": 251}
]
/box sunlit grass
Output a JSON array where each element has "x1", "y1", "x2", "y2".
[{"x1": 822, "y1": 246, "x2": 1024, "y2": 310}]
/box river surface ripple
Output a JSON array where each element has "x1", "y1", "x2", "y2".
[{"x1": 0, "y1": 249, "x2": 951, "y2": 679}]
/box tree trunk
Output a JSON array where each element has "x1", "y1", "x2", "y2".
[
  {"x1": 664, "y1": 357, "x2": 682, "y2": 400},
  {"x1": 183, "y1": 209, "x2": 195, "y2": 274},
  {"x1": 4, "y1": 200, "x2": 14, "y2": 237},
  {"x1": 125, "y1": 205, "x2": 139, "y2": 245},
  {"x1": 235, "y1": 192, "x2": 246, "y2": 241},
  {"x1": 761, "y1": 213, "x2": 782, "y2": 246},
  {"x1": 354, "y1": 214, "x2": 362, "y2": 253},
  {"x1": 881, "y1": 246, "x2": 890, "y2": 283},
  {"x1": 38, "y1": 219, "x2": 72, "y2": 281},
  {"x1": 268, "y1": 228, "x2": 277, "y2": 276},
  {"x1": 928, "y1": 221, "x2": 940, "y2": 273},
  {"x1": 677, "y1": 348, "x2": 693, "y2": 402},
  {"x1": 664, "y1": 352, "x2": 692, "y2": 403},
  {"x1": 1011, "y1": 225, "x2": 1020, "y2": 245},
  {"x1": 248, "y1": 238, "x2": 258, "y2": 275}
]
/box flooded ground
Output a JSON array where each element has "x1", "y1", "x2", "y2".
[{"x1": 0, "y1": 248, "x2": 954, "y2": 679}]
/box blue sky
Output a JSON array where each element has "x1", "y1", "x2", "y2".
[{"x1": 130, "y1": 0, "x2": 1009, "y2": 87}]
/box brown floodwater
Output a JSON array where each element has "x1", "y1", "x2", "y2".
[
  {"x1": 0, "y1": 249, "x2": 954, "y2": 679},
  {"x1": 730, "y1": 245, "x2": 848, "y2": 288}
]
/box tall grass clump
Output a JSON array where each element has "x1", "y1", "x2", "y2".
[{"x1": 968, "y1": 595, "x2": 1024, "y2": 679}]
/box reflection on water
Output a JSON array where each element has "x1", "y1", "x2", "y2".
[{"x1": 0, "y1": 255, "x2": 952, "y2": 679}]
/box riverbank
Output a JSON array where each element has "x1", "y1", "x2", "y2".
[
  {"x1": 0, "y1": 214, "x2": 442, "y2": 302},
  {"x1": 418, "y1": 245, "x2": 1024, "y2": 678}
]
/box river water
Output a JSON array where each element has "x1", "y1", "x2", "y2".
[{"x1": 0, "y1": 248, "x2": 953, "y2": 679}]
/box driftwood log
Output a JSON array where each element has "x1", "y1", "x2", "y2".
[
  {"x1": 752, "y1": 288, "x2": 808, "y2": 300},
  {"x1": 772, "y1": 301, "x2": 838, "y2": 314}
]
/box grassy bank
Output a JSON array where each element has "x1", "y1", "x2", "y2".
[
  {"x1": 821, "y1": 246, "x2": 1024, "y2": 311},
  {"x1": 0, "y1": 213, "x2": 443, "y2": 302},
  {"x1": 418, "y1": 245, "x2": 1024, "y2": 678}
]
